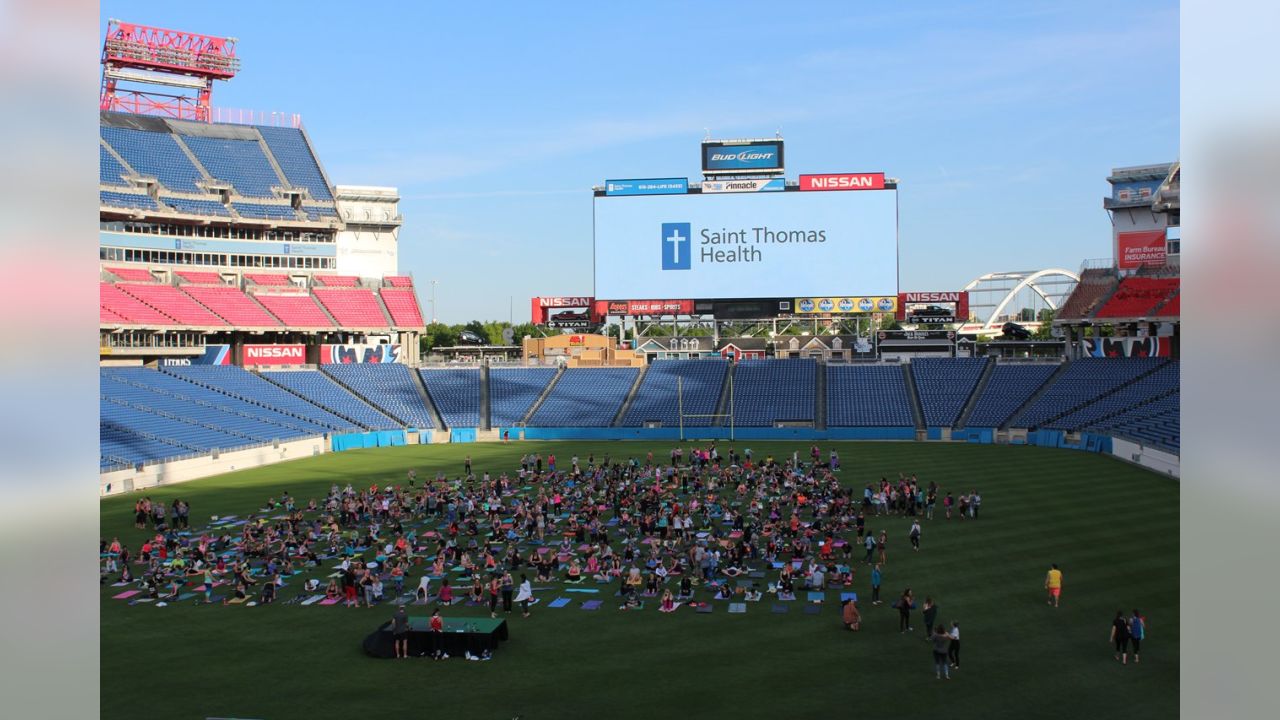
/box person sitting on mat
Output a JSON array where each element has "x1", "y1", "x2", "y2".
[
  {"x1": 841, "y1": 599, "x2": 861, "y2": 631},
  {"x1": 744, "y1": 584, "x2": 763, "y2": 602},
  {"x1": 468, "y1": 576, "x2": 484, "y2": 604},
  {"x1": 677, "y1": 576, "x2": 694, "y2": 601},
  {"x1": 660, "y1": 589, "x2": 676, "y2": 612},
  {"x1": 625, "y1": 567, "x2": 644, "y2": 590},
  {"x1": 644, "y1": 571, "x2": 659, "y2": 596},
  {"x1": 620, "y1": 586, "x2": 641, "y2": 610},
  {"x1": 564, "y1": 559, "x2": 583, "y2": 583},
  {"x1": 714, "y1": 583, "x2": 734, "y2": 600}
]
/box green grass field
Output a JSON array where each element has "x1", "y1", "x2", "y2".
[{"x1": 100, "y1": 442, "x2": 1178, "y2": 720}]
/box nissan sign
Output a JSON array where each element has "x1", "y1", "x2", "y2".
[
  {"x1": 799, "y1": 173, "x2": 886, "y2": 191},
  {"x1": 243, "y1": 344, "x2": 306, "y2": 365}
]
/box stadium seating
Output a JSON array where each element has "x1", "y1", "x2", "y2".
[
  {"x1": 1153, "y1": 292, "x2": 1179, "y2": 317},
  {"x1": 380, "y1": 288, "x2": 425, "y2": 327},
  {"x1": 489, "y1": 368, "x2": 557, "y2": 427},
  {"x1": 1094, "y1": 278, "x2": 1179, "y2": 318},
  {"x1": 100, "y1": 424, "x2": 192, "y2": 468},
  {"x1": 246, "y1": 273, "x2": 293, "y2": 286},
  {"x1": 418, "y1": 368, "x2": 481, "y2": 428},
  {"x1": 232, "y1": 203, "x2": 300, "y2": 221},
  {"x1": 100, "y1": 124, "x2": 206, "y2": 193},
  {"x1": 1009, "y1": 358, "x2": 1167, "y2": 428},
  {"x1": 322, "y1": 364, "x2": 437, "y2": 428},
  {"x1": 261, "y1": 370, "x2": 401, "y2": 430},
  {"x1": 163, "y1": 197, "x2": 232, "y2": 217},
  {"x1": 100, "y1": 145, "x2": 130, "y2": 186},
  {"x1": 161, "y1": 365, "x2": 355, "y2": 432},
  {"x1": 175, "y1": 271, "x2": 224, "y2": 284},
  {"x1": 964, "y1": 363, "x2": 1059, "y2": 427},
  {"x1": 181, "y1": 135, "x2": 282, "y2": 198},
  {"x1": 621, "y1": 359, "x2": 729, "y2": 427},
  {"x1": 385, "y1": 276, "x2": 414, "y2": 287},
  {"x1": 732, "y1": 359, "x2": 816, "y2": 426},
  {"x1": 256, "y1": 126, "x2": 334, "y2": 201},
  {"x1": 1046, "y1": 361, "x2": 1179, "y2": 430},
  {"x1": 101, "y1": 402, "x2": 250, "y2": 456},
  {"x1": 314, "y1": 275, "x2": 360, "y2": 286},
  {"x1": 910, "y1": 358, "x2": 988, "y2": 427},
  {"x1": 181, "y1": 285, "x2": 282, "y2": 327},
  {"x1": 105, "y1": 266, "x2": 155, "y2": 282},
  {"x1": 530, "y1": 368, "x2": 638, "y2": 426},
  {"x1": 101, "y1": 306, "x2": 128, "y2": 324},
  {"x1": 302, "y1": 205, "x2": 339, "y2": 221},
  {"x1": 116, "y1": 283, "x2": 227, "y2": 326},
  {"x1": 313, "y1": 288, "x2": 388, "y2": 327},
  {"x1": 100, "y1": 282, "x2": 171, "y2": 324},
  {"x1": 826, "y1": 364, "x2": 912, "y2": 427},
  {"x1": 253, "y1": 293, "x2": 334, "y2": 327},
  {"x1": 101, "y1": 190, "x2": 159, "y2": 211},
  {"x1": 101, "y1": 367, "x2": 328, "y2": 443},
  {"x1": 1057, "y1": 268, "x2": 1119, "y2": 320},
  {"x1": 1090, "y1": 391, "x2": 1179, "y2": 452}
]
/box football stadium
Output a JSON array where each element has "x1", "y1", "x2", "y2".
[{"x1": 97, "y1": 15, "x2": 1179, "y2": 720}]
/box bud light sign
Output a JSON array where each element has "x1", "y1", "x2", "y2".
[{"x1": 702, "y1": 140, "x2": 784, "y2": 174}]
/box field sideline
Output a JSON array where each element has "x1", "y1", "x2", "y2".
[{"x1": 100, "y1": 442, "x2": 1178, "y2": 720}]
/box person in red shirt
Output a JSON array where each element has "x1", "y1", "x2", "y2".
[{"x1": 429, "y1": 608, "x2": 446, "y2": 659}]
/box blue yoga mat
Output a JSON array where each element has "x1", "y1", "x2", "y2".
[
  {"x1": 840, "y1": 592, "x2": 858, "y2": 602},
  {"x1": 548, "y1": 597, "x2": 571, "y2": 608}
]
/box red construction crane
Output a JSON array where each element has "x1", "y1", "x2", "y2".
[{"x1": 100, "y1": 19, "x2": 240, "y2": 122}]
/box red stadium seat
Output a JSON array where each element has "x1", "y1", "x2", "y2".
[
  {"x1": 253, "y1": 293, "x2": 334, "y2": 327},
  {"x1": 182, "y1": 285, "x2": 282, "y2": 327},
  {"x1": 385, "y1": 276, "x2": 414, "y2": 287},
  {"x1": 245, "y1": 273, "x2": 292, "y2": 286},
  {"x1": 100, "y1": 282, "x2": 175, "y2": 325},
  {"x1": 313, "y1": 275, "x2": 359, "y2": 287},
  {"x1": 313, "y1": 288, "x2": 388, "y2": 327},
  {"x1": 106, "y1": 266, "x2": 156, "y2": 282},
  {"x1": 379, "y1": 287, "x2": 425, "y2": 327},
  {"x1": 117, "y1": 283, "x2": 227, "y2": 326},
  {"x1": 175, "y1": 270, "x2": 225, "y2": 284},
  {"x1": 1094, "y1": 278, "x2": 1179, "y2": 318}
]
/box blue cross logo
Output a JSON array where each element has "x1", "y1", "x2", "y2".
[{"x1": 661, "y1": 222, "x2": 691, "y2": 270}]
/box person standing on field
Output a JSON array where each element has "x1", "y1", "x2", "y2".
[
  {"x1": 909, "y1": 520, "x2": 922, "y2": 552},
  {"x1": 1111, "y1": 610, "x2": 1131, "y2": 664},
  {"x1": 1129, "y1": 610, "x2": 1146, "y2": 663},
  {"x1": 921, "y1": 597, "x2": 938, "y2": 640},
  {"x1": 1045, "y1": 563, "x2": 1063, "y2": 607}
]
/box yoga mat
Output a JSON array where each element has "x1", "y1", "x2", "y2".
[
  {"x1": 177, "y1": 592, "x2": 197, "y2": 601},
  {"x1": 112, "y1": 590, "x2": 140, "y2": 600},
  {"x1": 548, "y1": 597, "x2": 571, "y2": 608},
  {"x1": 804, "y1": 604, "x2": 822, "y2": 615},
  {"x1": 771, "y1": 604, "x2": 789, "y2": 614},
  {"x1": 695, "y1": 603, "x2": 713, "y2": 614},
  {"x1": 565, "y1": 588, "x2": 598, "y2": 594},
  {"x1": 580, "y1": 600, "x2": 602, "y2": 611},
  {"x1": 807, "y1": 592, "x2": 826, "y2": 603},
  {"x1": 319, "y1": 597, "x2": 342, "y2": 605},
  {"x1": 300, "y1": 595, "x2": 325, "y2": 606},
  {"x1": 840, "y1": 592, "x2": 858, "y2": 602},
  {"x1": 728, "y1": 603, "x2": 746, "y2": 614}
]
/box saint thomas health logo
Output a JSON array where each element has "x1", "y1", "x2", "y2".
[{"x1": 661, "y1": 222, "x2": 692, "y2": 270}]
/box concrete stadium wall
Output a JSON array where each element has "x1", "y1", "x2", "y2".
[
  {"x1": 1109, "y1": 437, "x2": 1181, "y2": 478},
  {"x1": 100, "y1": 435, "x2": 327, "y2": 496}
]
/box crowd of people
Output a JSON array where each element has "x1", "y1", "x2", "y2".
[{"x1": 100, "y1": 443, "x2": 1145, "y2": 671}]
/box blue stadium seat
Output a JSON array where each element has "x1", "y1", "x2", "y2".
[
  {"x1": 257, "y1": 126, "x2": 334, "y2": 201},
  {"x1": 163, "y1": 197, "x2": 231, "y2": 216},
  {"x1": 100, "y1": 125, "x2": 205, "y2": 193},
  {"x1": 261, "y1": 370, "x2": 401, "y2": 430},
  {"x1": 100, "y1": 145, "x2": 130, "y2": 186},
  {"x1": 529, "y1": 367, "x2": 638, "y2": 427},
  {"x1": 732, "y1": 359, "x2": 816, "y2": 427},
  {"x1": 322, "y1": 364, "x2": 437, "y2": 428},
  {"x1": 965, "y1": 363, "x2": 1060, "y2": 428},
  {"x1": 181, "y1": 135, "x2": 282, "y2": 198},
  {"x1": 489, "y1": 368, "x2": 557, "y2": 427},
  {"x1": 101, "y1": 190, "x2": 159, "y2": 211},
  {"x1": 1047, "y1": 361, "x2": 1179, "y2": 431},
  {"x1": 161, "y1": 365, "x2": 356, "y2": 432},
  {"x1": 910, "y1": 358, "x2": 988, "y2": 427},
  {"x1": 826, "y1": 364, "x2": 912, "y2": 427},
  {"x1": 419, "y1": 368, "x2": 481, "y2": 428},
  {"x1": 621, "y1": 359, "x2": 728, "y2": 427},
  {"x1": 1010, "y1": 358, "x2": 1166, "y2": 428},
  {"x1": 232, "y1": 203, "x2": 300, "y2": 220}
]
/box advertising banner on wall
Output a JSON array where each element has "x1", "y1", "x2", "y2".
[
  {"x1": 158, "y1": 344, "x2": 231, "y2": 366},
  {"x1": 1081, "y1": 336, "x2": 1171, "y2": 358},
  {"x1": 531, "y1": 296, "x2": 597, "y2": 325},
  {"x1": 243, "y1": 344, "x2": 306, "y2": 365},
  {"x1": 601, "y1": 299, "x2": 695, "y2": 316},
  {"x1": 895, "y1": 291, "x2": 970, "y2": 323},
  {"x1": 700, "y1": 178, "x2": 785, "y2": 194},
  {"x1": 798, "y1": 173, "x2": 886, "y2": 191},
  {"x1": 1117, "y1": 230, "x2": 1167, "y2": 269},
  {"x1": 701, "y1": 140, "x2": 784, "y2": 174},
  {"x1": 794, "y1": 296, "x2": 898, "y2": 314},
  {"x1": 320, "y1": 343, "x2": 402, "y2": 364},
  {"x1": 604, "y1": 178, "x2": 688, "y2": 196}
]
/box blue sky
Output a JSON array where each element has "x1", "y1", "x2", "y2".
[{"x1": 102, "y1": 1, "x2": 1178, "y2": 323}]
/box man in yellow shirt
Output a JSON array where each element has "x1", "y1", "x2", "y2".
[{"x1": 1045, "y1": 564, "x2": 1063, "y2": 607}]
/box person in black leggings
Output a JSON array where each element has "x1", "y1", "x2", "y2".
[{"x1": 898, "y1": 588, "x2": 914, "y2": 633}]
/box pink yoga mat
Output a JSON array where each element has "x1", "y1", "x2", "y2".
[
  {"x1": 112, "y1": 590, "x2": 140, "y2": 599},
  {"x1": 319, "y1": 597, "x2": 341, "y2": 605}
]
